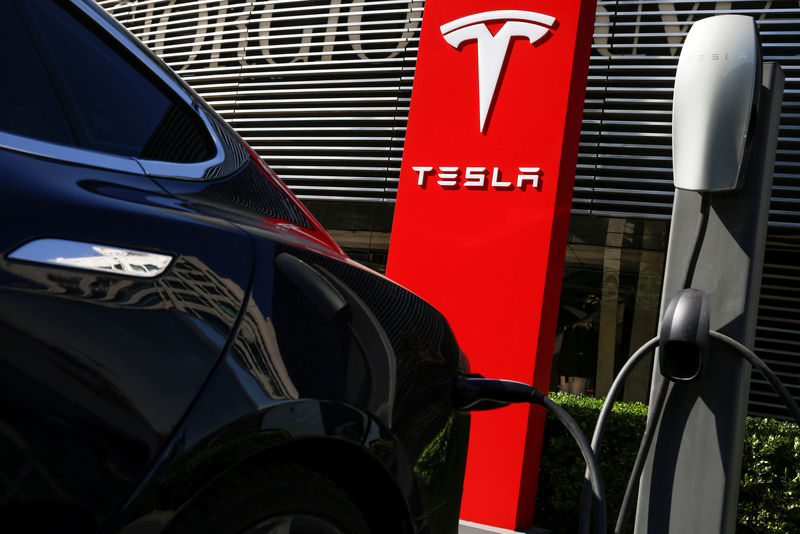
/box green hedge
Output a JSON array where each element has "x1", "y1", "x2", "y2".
[{"x1": 534, "y1": 393, "x2": 800, "y2": 533}]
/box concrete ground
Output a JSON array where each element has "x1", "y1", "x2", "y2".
[{"x1": 458, "y1": 520, "x2": 552, "y2": 534}]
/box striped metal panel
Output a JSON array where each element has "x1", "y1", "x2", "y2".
[
  {"x1": 99, "y1": 0, "x2": 421, "y2": 203},
  {"x1": 751, "y1": 231, "x2": 800, "y2": 419}
]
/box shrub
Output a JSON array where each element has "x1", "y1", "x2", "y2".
[
  {"x1": 738, "y1": 417, "x2": 800, "y2": 533},
  {"x1": 534, "y1": 393, "x2": 800, "y2": 534}
]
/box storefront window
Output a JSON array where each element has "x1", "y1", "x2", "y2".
[
  {"x1": 551, "y1": 215, "x2": 669, "y2": 402},
  {"x1": 305, "y1": 200, "x2": 393, "y2": 273}
]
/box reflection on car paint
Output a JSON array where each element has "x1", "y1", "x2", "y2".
[{"x1": 9, "y1": 238, "x2": 173, "y2": 278}]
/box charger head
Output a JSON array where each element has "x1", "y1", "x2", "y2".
[{"x1": 672, "y1": 15, "x2": 761, "y2": 192}]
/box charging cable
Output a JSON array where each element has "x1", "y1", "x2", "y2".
[
  {"x1": 577, "y1": 337, "x2": 659, "y2": 534},
  {"x1": 709, "y1": 331, "x2": 800, "y2": 425},
  {"x1": 579, "y1": 331, "x2": 800, "y2": 534},
  {"x1": 452, "y1": 376, "x2": 607, "y2": 534},
  {"x1": 683, "y1": 192, "x2": 711, "y2": 289}
]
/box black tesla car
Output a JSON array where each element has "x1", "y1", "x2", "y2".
[{"x1": 0, "y1": 1, "x2": 470, "y2": 533}]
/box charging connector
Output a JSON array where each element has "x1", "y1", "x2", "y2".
[
  {"x1": 452, "y1": 376, "x2": 607, "y2": 534},
  {"x1": 452, "y1": 375, "x2": 546, "y2": 411}
]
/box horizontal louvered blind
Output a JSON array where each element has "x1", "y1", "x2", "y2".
[
  {"x1": 99, "y1": 0, "x2": 422, "y2": 203},
  {"x1": 750, "y1": 230, "x2": 800, "y2": 419}
]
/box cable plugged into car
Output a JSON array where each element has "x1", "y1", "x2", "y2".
[
  {"x1": 451, "y1": 375, "x2": 546, "y2": 411},
  {"x1": 450, "y1": 375, "x2": 608, "y2": 534}
]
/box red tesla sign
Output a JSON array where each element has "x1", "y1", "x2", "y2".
[{"x1": 386, "y1": 1, "x2": 596, "y2": 530}]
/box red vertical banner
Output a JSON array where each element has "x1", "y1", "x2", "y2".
[{"x1": 386, "y1": 1, "x2": 596, "y2": 530}]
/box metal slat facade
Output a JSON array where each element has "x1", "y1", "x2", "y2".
[{"x1": 99, "y1": 0, "x2": 800, "y2": 419}]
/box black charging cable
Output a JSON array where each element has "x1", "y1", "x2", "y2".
[
  {"x1": 710, "y1": 331, "x2": 800, "y2": 425},
  {"x1": 452, "y1": 376, "x2": 607, "y2": 534},
  {"x1": 579, "y1": 331, "x2": 800, "y2": 534},
  {"x1": 612, "y1": 377, "x2": 668, "y2": 534},
  {"x1": 577, "y1": 337, "x2": 659, "y2": 534},
  {"x1": 683, "y1": 192, "x2": 711, "y2": 289},
  {"x1": 613, "y1": 332, "x2": 800, "y2": 534}
]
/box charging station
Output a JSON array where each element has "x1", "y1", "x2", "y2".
[{"x1": 634, "y1": 16, "x2": 785, "y2": 534}]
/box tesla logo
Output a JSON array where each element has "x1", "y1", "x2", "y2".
[
  {"x1": 441, "y1": 10, "x2": 557, "y2": 133},
  {"x1": 412, "y1": 165, "x2": 541, "y2": 190}
]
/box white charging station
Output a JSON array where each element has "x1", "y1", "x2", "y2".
[{"x1": 634, "y1": 15, "x2": 784, "y2": 534}]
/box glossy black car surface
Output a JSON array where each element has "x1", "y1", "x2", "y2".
[{"x1": 0, "y1": 1, "x2": 470, "y2": 533}]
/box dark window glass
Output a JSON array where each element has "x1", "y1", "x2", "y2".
[
  {"x1": 12, "y1": 0, "x2": 214, "y2": 163},
  {"x1": 0, "y1": 3, "x2": 75, "y2": 145}
]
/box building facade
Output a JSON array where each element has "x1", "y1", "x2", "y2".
[{"x1": 99, "y1": 0, "x2": 800, "y2": 419}]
